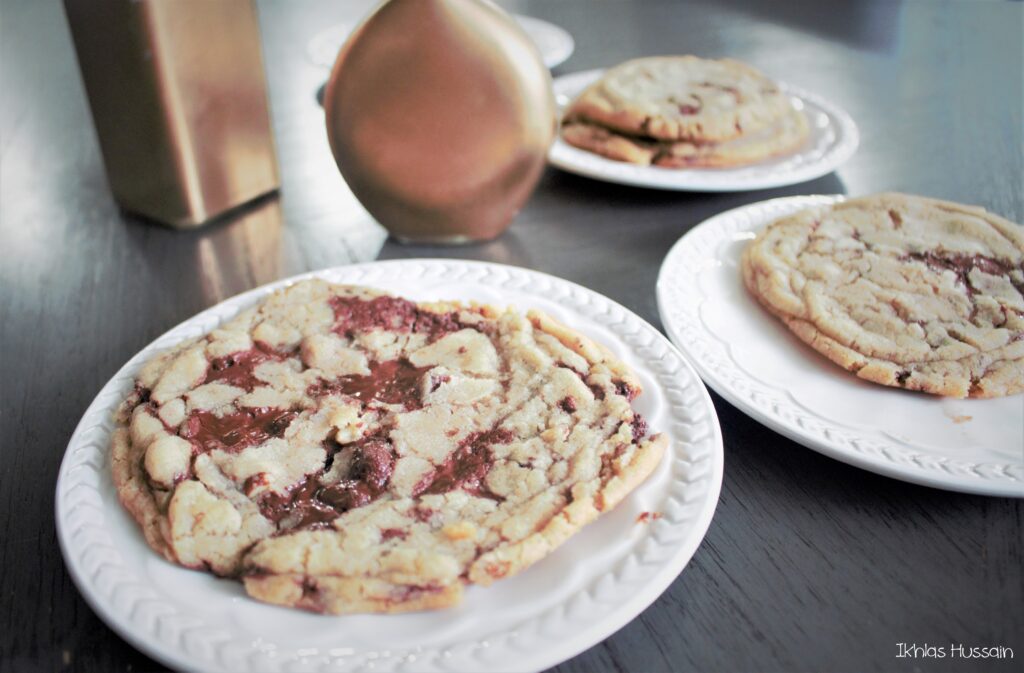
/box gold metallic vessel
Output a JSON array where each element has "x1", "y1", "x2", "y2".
[
  {"x1": 323, "y1": 0, "x2": 556, "y2": 243},
  {"x1": 64, "y1": 0, "x2": 279, "y2": 228}
]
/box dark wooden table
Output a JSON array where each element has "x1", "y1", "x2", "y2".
[{"x1": 2, "y1": 0, "x2": 1021, "y2": 671}]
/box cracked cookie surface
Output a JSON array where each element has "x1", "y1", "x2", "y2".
[
  {"x1": 112, "y1": 280, "x2": 667, "y2": 613},
  {"x1": 741, "y1": 193, "x2": 1024, "y2": 397}
]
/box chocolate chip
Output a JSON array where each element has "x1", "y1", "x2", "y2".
[
  {"x1": 614, "y1": 380, "x2": 638, "y2": 401},
  {"x1": 349, "y1": 438, "x2": 395, "y2": 491},
  {"x1": 381, "y1": 528, "x2": 407, "y2": 541},
  {"x1": 318, "y1": 481, "x2": 372, "y2": 511},
  {"x1": 631, "y1": 414, "x2": 649, "y2": 443},
  {"x1": 888, "y1": 209, "x2": 903, "y2": 228}
]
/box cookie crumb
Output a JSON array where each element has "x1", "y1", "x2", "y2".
[
  {"x1": 442, "y1": 522, "x2": 477, "y2": 540},
  {"x1": 636, "y1": 511, "x2": 661, "y2": 524}
]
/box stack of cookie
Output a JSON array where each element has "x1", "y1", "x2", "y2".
[{"x1": 562, "y1": 56, "x2": 809, "y2": 168}]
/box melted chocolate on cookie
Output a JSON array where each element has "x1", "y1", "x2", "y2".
[
  {"x1": 181, "y1": 407, "x2": 296, "y2": 453},
  {"x1": 413, "y1": 427, "x2": 514, "y2": 500},
  {"x1": 205, "y1": 342, "x2": 287, "y2": 391},
  {"x1": 904, "y1": 252, "x2": 1024, "y2": 297},
  {"x1": 308, "y1": 359, "x2": 432, "y2": 409},
  {"x1": 259, "y1": 437, "x2": 396, "y2": 530},
  {"x1": 331, "y1": 296, "x2": 467, "y2": 341}
]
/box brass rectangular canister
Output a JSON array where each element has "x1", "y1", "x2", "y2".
[{"x1": 64, "y1": 0, "x2": 279, "y2": 228}]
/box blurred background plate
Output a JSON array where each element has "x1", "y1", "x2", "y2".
[
  {"x1": 550, "y1": 70, "x2": 859, "y2": 192},
  {"x1": 307, "y1": 14, "x2": 575, "y2": 70}
]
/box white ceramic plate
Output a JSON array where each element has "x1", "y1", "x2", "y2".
[
  {"x1": 56, "y1": 260, "x2": 723, "y2": 673},
  {"x1": 307, "y1": 15, "x2": 575, "y2": 70},
  {"x1": 657, "y1": 196, "x2": 1024, "y2": 497},
  {"x1": 550, "y1": 70, "x2": 859, "y2": 192}
]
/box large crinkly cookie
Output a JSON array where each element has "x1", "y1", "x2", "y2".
[
  {"x1": 742, "y1": 193, "x2": 1024, "y2": 398},
  {"x1": 111, "y1": 280, "x2": 667, "y2": 613}
]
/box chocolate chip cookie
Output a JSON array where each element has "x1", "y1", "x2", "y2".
[
  {"x1": 561, "y1": 56, "x2": 809, "y2": 168},
  {"x1": 112, "y1": 280, "x2": 667, "y2": 613},
  {"x1": 742, "y1": 194, "x2": 1024, "y2": 397}
]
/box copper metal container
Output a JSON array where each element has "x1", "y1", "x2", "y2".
[
  {"x1": 64, "y1": 0, "x2": 279, "y2": 228},
  {"x1": 323, "y1": 0, "x2": 556, "y2": 244}
]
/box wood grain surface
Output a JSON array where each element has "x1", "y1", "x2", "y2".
[{"x1": 1, "y1": 0, "x2": 1021, "y2": 671}]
